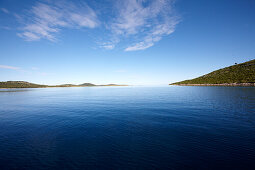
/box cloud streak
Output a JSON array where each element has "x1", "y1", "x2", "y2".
[
  {"x1": 0, "y1": 65, "x2": 20, "y2": 70},
  {"x1": 112, "y1": 0, "x2": 179, "y2": 51},
  {"x1": 1, "y1": 8, "x2": 9, "y2": 14},
  {"x1": 18, "y1": 1, "x2": 99, "y2": 41},
  {"x1": 125, "y1": 20, "x2": 178, "y2": 51},
  {"x1": 15, "y1": 0, "x2": 179, "y2": 51}
]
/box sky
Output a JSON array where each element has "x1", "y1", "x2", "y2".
[{"x1": 0, "y1": 0, "x2": 254, "y2": 85}]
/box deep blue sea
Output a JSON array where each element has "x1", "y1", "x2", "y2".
[{"x1": 0, "y1": 86, "x2": 255, "y2": 169}]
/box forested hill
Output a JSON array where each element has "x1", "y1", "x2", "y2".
[{"x1": 171, "y1": 59, "x2": 255, "y2": 86}]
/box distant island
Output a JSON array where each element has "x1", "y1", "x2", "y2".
[
  {"x1": 0, "y1": 81, "x2": 128, "y2": 88},
  {"x1": 170, "y1": 59, "x2": 255, "y2": 86}
]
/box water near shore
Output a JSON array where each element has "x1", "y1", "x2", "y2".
[{"x1": 0, "y1": 86, "x2": 254, "y2": 169}]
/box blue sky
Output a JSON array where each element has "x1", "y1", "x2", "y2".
[{"x1": 0, "y1": 0, "x2": 254, "y2": 85}]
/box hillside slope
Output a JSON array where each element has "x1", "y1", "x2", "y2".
[
  {"x1": 79, "y1": 83, "x2": 96, "y2": 86},
  {"x1": 0, "y1": 81, "x2": 47, "y2": 88},
  {"x1": 171, "y1": 59, "x2": 255, "y2": 86},
  {"x1": 0, "y1": 81, "x2": 127, "y2": 88}
]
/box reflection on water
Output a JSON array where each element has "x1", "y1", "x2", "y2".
[{"x1": 0, "y1": 86, "x2": 254, "y2": 169}]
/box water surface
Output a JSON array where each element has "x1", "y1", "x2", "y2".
[{"x1": 0, "y1": 86, "x2": 255, "y2": 169}]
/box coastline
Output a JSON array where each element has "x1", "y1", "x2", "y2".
[
  {"x1": 170, "y1": 83, "x2": 255, "y2": 86},
  {"x1": 0, "y1": 85, "x2": 129, "y2": 89}
]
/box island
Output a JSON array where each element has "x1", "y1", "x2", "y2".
[
  {"x1": 170, "y1": 59, "x2": 255, "y2": 86},
  {"x1": 0, "y1": 81, "x2": 128, "y2": 88}
]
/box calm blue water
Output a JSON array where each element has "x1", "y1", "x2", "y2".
[{"x1": 0, "y1": 86, "x2": 255, "y2": 169}]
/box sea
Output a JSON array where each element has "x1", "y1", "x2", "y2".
[{"x1": 0, "y1": 86, "x2": 254, "y2": 169}]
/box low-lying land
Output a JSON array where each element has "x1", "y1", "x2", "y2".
[
  {"x1": 0, "y1": 81, "x2": 128, "y2": 88},
  {"x1": 170, "y1": 59, "x2": 255, "y2": 86}
]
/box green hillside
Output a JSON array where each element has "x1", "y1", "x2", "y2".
[
  {"x1": 55, "y1": 84, "x2": 78, "y2": 87},
  {"x1": 0, "y1": 81, "x2": 125, "y2": 88},
  {"x1": 171, "y1": 59, "x2": 255, "y2": 85},
  {"x1": 0, "y1": 81, "x2": 47, "y2": 88},
  {"x1": 54, "y1": 83, "x2": 96, "y2": 87},
  {"x1": 79, "y1": 83, "x2": 96, "y2": 86}
]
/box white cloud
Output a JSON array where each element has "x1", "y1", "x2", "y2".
[
  {"x1": 1, "y1": 8, "x2": 9, "y2": 14},
  {"x1": 125, "y1": 20, "x2": 178, "y2": 51},
  {"x1": 111, "y1": 0, "x2": 148, "y2": 35},
  {"x1": 110, "y1": 0, "x2": 179, "y2": 51},
  {"x1": 15, "y1": 0, "x2": 179, "y2": 51},
  {"x1": 18, "y1": 1, "x2": 99, "y2": 41},
  {"x1": 0, "y1": 65, "x2": 20, "y2": 70},
  {"x1": 125, "y1": 41, "x2": 154, "y2": 51},
  {"x1": 102, "y1": 44, "x2": 115, "y2": 50},
  {"x1": 98, "y1": 37, "x2": 120, "y2": 50}
]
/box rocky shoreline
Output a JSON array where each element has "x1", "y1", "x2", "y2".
[{"x1": 171, "y1": 83, "x2": 255, "y2": 86}]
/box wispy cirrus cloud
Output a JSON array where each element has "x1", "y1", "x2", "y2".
[
  {"x1": 110, "y1": 0, "x2": 180, "y2": 51},
  {"x1": 14, "y1": 0, "x2": 179, "y2": 51},
  {"x1": 1, "y1": 8, "x2": 9, "y2": 14},
  {"x1": 17, "y1": 1, "x2": 99, "y2": 41},
  {"x1": 0, "y1": 65, "x2": 20, "y2": 70},
  {"x1": 0, "y1": 65, "x2": 51, "y2": 77},
  {"x1": 101, "y1": 44, "x2": 115, "y2": 50},
  {"x1": 124, "y1": 21, "x2": 178, "y2": 51}
]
